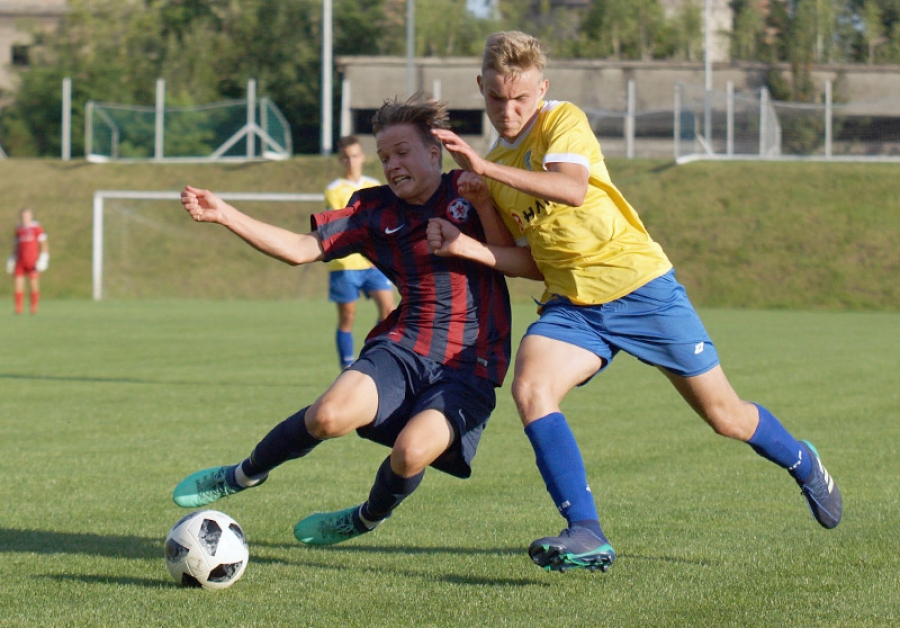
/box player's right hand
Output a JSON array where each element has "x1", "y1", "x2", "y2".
[
  {"x1": 5, "y1": 255, "x2": 14, "y2": 275},
  {"x1": 182, "y1": 185, "x2": 227, "y2": 224}
]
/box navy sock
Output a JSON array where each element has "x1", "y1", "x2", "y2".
[
  {"x1": 360, "y1": 457, "x2": 424, "y2": 522},
  {"x1": 747, "y1": 403, "x2": 812, "y2": 481},
  {"x1": 525, "y1": 412, "x2": 601, "y2": 527},
  {"x1": 242, "y1": 407, "x2": 322, "y2": 477},
  {"x1": 336, "y1": 329, "x2": 354, "y2": 369}
]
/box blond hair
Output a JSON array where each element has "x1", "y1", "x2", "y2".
[{"x1": 481, "y1": 31, "x2": 549, "y2": 77}]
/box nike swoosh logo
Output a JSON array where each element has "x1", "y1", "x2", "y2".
[{"x1": 385, "y1": 225, "x2": 405, "y2": 234}]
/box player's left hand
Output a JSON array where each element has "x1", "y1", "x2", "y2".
[
  {"x1": 36, "y1": 252, "x2": 49, "y2": 272},
  {"x1": 457, "y1": 172, "x2": 491, "y2": 206}
]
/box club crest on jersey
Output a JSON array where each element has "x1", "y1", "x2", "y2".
[{"x1": 446, "y1": 198, "x2": 472, "y2": 223}]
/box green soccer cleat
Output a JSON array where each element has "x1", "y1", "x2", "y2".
[
  {"x1": 293, "y1": 505, "x2": 378, "y2": 546},
  {"x1": 528, "y1": 527, "x2": 616, "y2": 573},
  {"x1": 172, "y1": 465, "x2": 265, "y2": 509}
]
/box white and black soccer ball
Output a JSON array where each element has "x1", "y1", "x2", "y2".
[{"x1": 164, "y1": 510, "x2": 249, "y2": 590}]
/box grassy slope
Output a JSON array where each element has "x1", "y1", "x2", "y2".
[{"x1": 0, "y1": 157, "x2": 897, "y2": 309}]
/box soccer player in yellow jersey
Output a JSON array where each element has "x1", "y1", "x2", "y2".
[
  {"x1": 325, "y1": 136, "x2": 395, "y2": 369},
  {"x1": 429, "y1": 30, "x2": 842, "y2": 573}
]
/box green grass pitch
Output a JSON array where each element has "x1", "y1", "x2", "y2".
[{"x1": 1, "y1": 299, "x2": 897, "y2": 626}]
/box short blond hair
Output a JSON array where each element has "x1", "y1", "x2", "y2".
[{"x1": 481, "y1": 31, "x2": 549, "y2": 77}]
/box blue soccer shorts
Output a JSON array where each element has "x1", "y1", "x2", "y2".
[
  {"x1": 348, "y1": 339, "x2": 497, "y2": 479},
  {"x1": 525, "y1": 269, "x2": 720, "y2": 379},
  {"x1": 328, "y1": 268, "x2": 393, "y2": 304}
]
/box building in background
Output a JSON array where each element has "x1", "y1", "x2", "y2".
[{"x1": 0, "y1": 0, "x2": 67, "y2": 99}]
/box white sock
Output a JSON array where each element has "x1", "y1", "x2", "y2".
[
  {"x1": 357, "y1": 506, "x2": 382, "y2": 530},
  {"x1": 233, "y1": 463, "x2": 267, "y2": 488}
]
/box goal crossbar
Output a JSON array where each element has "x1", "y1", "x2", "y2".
[{"x1": 92, "y1": 190, "x2": 324, "y2": 300}]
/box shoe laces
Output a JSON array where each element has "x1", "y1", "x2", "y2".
[
  {"x1": 196, "y1": 468, "x2": 232, "y2": 495},
  {"x1": 320, "y1": 511, "x2": 360, "y2": 540}
]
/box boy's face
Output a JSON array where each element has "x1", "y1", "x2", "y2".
[
  {"x1": 338, "y1": 142, "x2": 366, "y2": 180},
  {"x1": 478, "y1": 66, "x2": 548, "y2": 142},
  {"x1": 376, "y1": 124, "x2": 441, "y2": 206}
]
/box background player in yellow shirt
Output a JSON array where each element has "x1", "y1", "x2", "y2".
[
  {"x1": 430, "y1": 30, "x2": 842, "y2": 574},
  {"x1": 325, "y1": 136, "x2": 395, "y2": 369}
]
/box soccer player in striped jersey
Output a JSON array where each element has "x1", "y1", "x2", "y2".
[
  {"x1": 172, "y1": 93, "x2": 514, "y2": 548},
  {"x1": 324, "y1": 136, "x2": 395, "y2": 370},
  {"x1": 431, "y1": 30, "x2": 842, "y2": 573}
]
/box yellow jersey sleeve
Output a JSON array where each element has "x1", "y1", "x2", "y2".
[
  {"x1": 485, "y1": 100, "x2": 672, "y2": 305},
  {"x1": 323, "y1": 176, "x2": 382, "y2": 271}
]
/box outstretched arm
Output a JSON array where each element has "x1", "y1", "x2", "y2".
[
  {"x1": 426, "y1": 218, "x2": 542, "y2": 280},
  {"x1": 433, "y1": 128, "x2": 589, "y2": 207},
  {"x1": 181, "y1": 185, "x2": 324, "y2": 265}
]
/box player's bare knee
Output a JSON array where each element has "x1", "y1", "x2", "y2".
[
  {"x1": 511, "y1": 376, "x2": 550, "y2": 419},
  {"x1": 306, "y1": 400, "x2": 351, "y2": 439},
  {"x1": 390, "y1": 442, "x2": 432, "y2": 476}
]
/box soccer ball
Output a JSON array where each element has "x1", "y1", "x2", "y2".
[{"x1": 164, "y1": 510, "x2": 249, "y2": 590}]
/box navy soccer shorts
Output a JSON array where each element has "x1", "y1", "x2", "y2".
[{"x1": 349, "y1": 340, "x2": 497, "y2": 478}]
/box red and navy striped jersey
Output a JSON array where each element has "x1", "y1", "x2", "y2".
[{"x1": 312, "y1": 171, "x2": 511, "y2": 386}]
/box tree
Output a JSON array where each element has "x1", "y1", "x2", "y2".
[
  {"x1": 861, "y1": 0, "x2": 887, "y2": 62},
  {"x1": 731, "y1": 0, "x2": 767, "y2": 61}
]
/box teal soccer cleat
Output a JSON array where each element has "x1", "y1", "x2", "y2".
[
  {"x1": 172, "y1": 465, "x2": 265, "y2": 508},
  {"x1": 797, "y1": 441, "x2": 842, "y2": 529},
  {"x1": 528, "y1": 527, "x2": 616, "y2": 573},
  {"x1": 294, "y1": 505, "x2": 378, "y2": 546}
]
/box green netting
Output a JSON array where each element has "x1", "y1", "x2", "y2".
[{"x1": 86, "y1": 97, "x2": 291, "y2": 162}]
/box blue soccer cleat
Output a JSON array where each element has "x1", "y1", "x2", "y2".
[
  {"x1": 528, "y1": 527, "x2": 616, "y2": 573},
  {"x1": 797, "y1": 440, "x2": 842, "y2": 529},
  {"x1": 172, "y1": 465, "x2": 265, "y2": 509}
]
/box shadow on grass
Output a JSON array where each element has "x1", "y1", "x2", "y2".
[
  {"x1": 39, "y1": 574, "x2": 170, "y2": 589},
  {"x1": 2, "y1": 528, "x2": 710, "y2": 591},
  {"x1": 0, "y1": 372, "x2": 292, "y2": 388},
  {"x1": 0, "y1": 528, "x2": 161, "y2": 559}
]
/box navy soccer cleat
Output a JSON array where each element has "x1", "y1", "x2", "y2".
[
  {"x1": 797, "y1": 440, "x2": 842, "y2": 529},
  {"x1": 528, "y1": 527, "x2": 616, "y2": 573}
]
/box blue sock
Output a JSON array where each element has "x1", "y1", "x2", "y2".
[
  {"x1": 525, "y1": 412, "x2": 601, "y2": 528},
  {"x1": 747, "y1": 403, "x2": 812, "y2": 481},
  {"x1": 336, "y1": 329, "x2": 354, "y2": 369}
]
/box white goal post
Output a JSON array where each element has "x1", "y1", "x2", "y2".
[{"x1": 92, "y1": 190, "x2": 324, "y2": 300}]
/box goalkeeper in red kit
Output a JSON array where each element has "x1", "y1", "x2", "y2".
[{"x1": 8, "y1": 207, "x2": 49, "y2": 315}]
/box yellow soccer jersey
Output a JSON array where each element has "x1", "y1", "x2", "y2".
[
  {"x1": 324, "y1": 175, "x2": 382, "y2": 271},
  {"x1": 485, "y1": 100, "x2": 672, "y2": 305}
]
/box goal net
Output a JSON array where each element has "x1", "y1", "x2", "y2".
[
  {"x1": 85, "y1": 96, "x2": 292, "y2": 163},
  {"x1": 92, "y1": 191, "x2": 327, "y2": 300}
]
